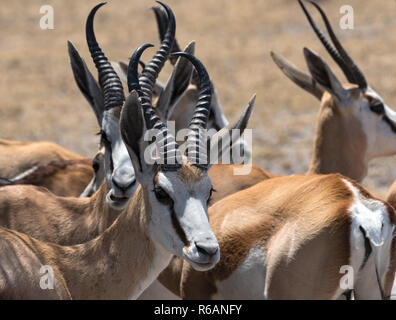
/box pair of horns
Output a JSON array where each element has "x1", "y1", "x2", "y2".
[
  {"x1": 128, "y1": 44, "x2": 213, "y2": 169},
  {"x1": 86, "y1": 2, "x2": 212, "y2": 169},
  {"x1": 298, "y1": 0, "x2": 367, "y2": 90}
]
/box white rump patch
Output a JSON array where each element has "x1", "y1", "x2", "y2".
[
  {"x1": 344, "y1": 179, "x2": 392, "y2": 248},
  {"x1": 343, "y1": 179, "x2": 394, "y2": 298}
]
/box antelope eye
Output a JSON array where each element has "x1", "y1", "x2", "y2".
[
  {"x1": 154, "y1": 187, "x2": 173, "y2": 205},
  {"x1": 207, "y1": 187, "x2": 215, "y2": 204},
  {"x1": 92, "y1": 161, "x2": 100, "y2": 172},
  {"x1": 370, "y1": 102, "x2": 384, "y2": 114},
  {"x1": 100, "y1": 130, "x2": 111, "y2": 145}
]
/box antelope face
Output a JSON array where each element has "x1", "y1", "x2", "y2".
[
  {"x1": 147, "y1": 164, "x2": 219, "y2": 271},
  {"x1": 101, "y1": 108, "x2": 137, "y2": 210}
]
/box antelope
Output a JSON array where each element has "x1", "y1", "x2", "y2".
[
  {"x1": 0, "y1": 139, "x2": 84, "y2": 179},
  {"x1": 0, "y1": 2, "x2": 140, "y2": 245},
  {"x1": 271, "y1": 0, "x2": 396, "y2": 183},
  {"x1": 0, "y1": 0, "x2": 256, "y2": 250},
  {"x1": 141, "y1": 0, "x2": 396, "y2": 300},
  {"x1": 0, "y1": 139, "x2": 97, "y2": 197},
  {"x1": 0, "y1": 1, "x2": 256, "y2": 298},
  {"x1": 176, "y1": 173, "x2": 396, "y2": 300},
  {"x1": 0, "y1": 158, "x2": 95, "y2": 197},
  {"x1": 0, "y1": 43, "x2": 222, "y2": 299}
]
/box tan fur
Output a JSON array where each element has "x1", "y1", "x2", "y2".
[
  {"x1": 0, "y1": 139, "x2": 94, "y2": 197},
  {"x1": 208, "y1": 164, "x2": 272, "y2": 204},
  {"x1": 154, "y1": 163, "x2": 272, "y2": 294},
  {"x1": 308, "y1": 86, "x2": 368, "y2": 181},
  {"x1": 0, "y1": 182, "x2": 118, "y2": 245},
  {"x1": 177, "y1": 163, "x2": 204, "y2": 184},
  {"x1": 0, "y1": 185, "x2": 155, "y2": 299},
  {"x1": 0, "y1": 159, "x2": 94, "y2": 197},
  {"x1": 386, "y1": 180, "x2": 396, "y2": 210},
  {"x1": 0, "y1": 139, "x2": 84, "y2": 178},
  {"x1": 155, "y1": 174, "x2": 396, "y2": 299}
]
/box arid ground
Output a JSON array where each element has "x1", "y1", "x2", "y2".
[{"x1": 1, "y1": 0, "x2": 396, "y2": 197}]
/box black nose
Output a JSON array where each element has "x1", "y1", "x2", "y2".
[
  {"x1": 113, "y1": 179, "x2": 135, "y2": 192},
  {"x1": 195, "y1": 241, "x2": 219, "y2": 257}
]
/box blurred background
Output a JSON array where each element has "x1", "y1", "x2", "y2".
[{"x1": 0, "y1": 0, "x2": 396, "y2": 197}]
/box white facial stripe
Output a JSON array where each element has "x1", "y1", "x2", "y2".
[
  {"x1": 384, "y1": 104, "x2": 396, "y2": 122},
  {"x1": 101, "y1": 111, "x2": 136, "y2": 209}
]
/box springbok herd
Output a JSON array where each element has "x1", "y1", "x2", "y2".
[{"x1": 1, "y1": 0, "x2": 396, "y2": 300}]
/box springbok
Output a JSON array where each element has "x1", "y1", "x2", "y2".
[
  {"x1": 0, "y1": 139, "x2": 84, "y2": 179},
  {"x1": 0, "y1": 32, "x2": 236, "y2": 298},
  {"x1": 0, "y1": 2, "x2": 140, "y2": 245},
  {"x1": 176, "y1": 173, "x2": 396, "y2": 300},
  {"x1": 78, "y1": 2, "x2": 268, "y2": 202},
  {"x1": 271, "y1": 0, "x2": 396, "y2": 183},
  {"x1": 141, "y1": 0, "x2": 396, "y2": 300},
  {"x1": 0, "y1": 158, "x2": 94, "y2": 197},
  {"x1": 0, "y1": 139, "x2": 96, "y2": 196}
]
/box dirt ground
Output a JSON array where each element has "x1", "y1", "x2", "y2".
[{"x1": 1, "y1": 0, "x2": 396, "y2": 198}]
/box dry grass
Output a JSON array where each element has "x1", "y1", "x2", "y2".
[{"x1": 1, "y1": 0, "x2": 396, "y2": 198}]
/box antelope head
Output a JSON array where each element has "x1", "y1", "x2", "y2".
[
  {"x1": 119, "y1": 42, "x2": 232, "y2": 271},
  {"x1": 68, "y1": 3, "x2": 137, "y2": 208},
  {"x1": 298, "y1": 0, "x2": 396, "y2": 160}
]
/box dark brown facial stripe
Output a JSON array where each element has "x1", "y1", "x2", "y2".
[
  {"x1": 383, "y1": 115, "x2": 396, "y2": 134},
  {"x1": 171, "y1": 208, "x2": 189, "y2": 246}
]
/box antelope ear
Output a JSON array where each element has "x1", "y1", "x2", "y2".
[
  {"x1": 152, "y1": 4, "x2": 181, "y2": 65},
  {"x1": 68, "y1": 41, "x2": 104, "y2": 125},
  {"x1": 207, "y1": 94, "x2": 256, "y2": 168},
  {"x1": 157, "y1": 41, "x2": 196, "y2": 120},
  {"x1": 120, "y1": 91, "x2": 152, "y2": 180},
  {"x1": 303, "y1": 48, "x2": 348, "y2": 103},
  {"x1": 271, "y1": 51, "x2": 324, "y2": 100}
]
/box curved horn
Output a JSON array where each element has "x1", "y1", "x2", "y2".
[
  {"x1": 304, "y1": 0, "x2": 367, "y2": 90},
  {"x1": 128, "y1": 44, "x2": 182, "y2": 170},
  {"x1": 170, "y1": 52, "x2": 212, "y2": 168},
  {"x1": 151, "y1": 4, "x2": 181, "y2": 65},
  {"x1": 139, "y1": 1, "x2": 176, "y2": 103},
  {"x1": 297, "y1": 0, "x2": 357, "y2": 85},
  {"x1": 86, "y1": 2, "x2": 125, "y2": 109}
]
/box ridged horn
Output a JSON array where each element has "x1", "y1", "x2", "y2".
[
  {"x1": 139, "y1": 1, "x2": 176, "y2": 103},
  {"x1": 170, "y1": 52, "x2": 212, "y2": 169},
  {"x1": 297, "y1": 0, "x2": 357, "y2": 85},
  {"x1": 303, "y1": 0, "x2": 367, "y2": 89},
  {"x1": 151, "y1": 4, "x2": 181, "y2": 65},
  {"x1": 86, "y1": 2, "x2": 125, "y2": 109},
  {"x1": 128, "y1": 44, "x2": 182, "y2": 170}
]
